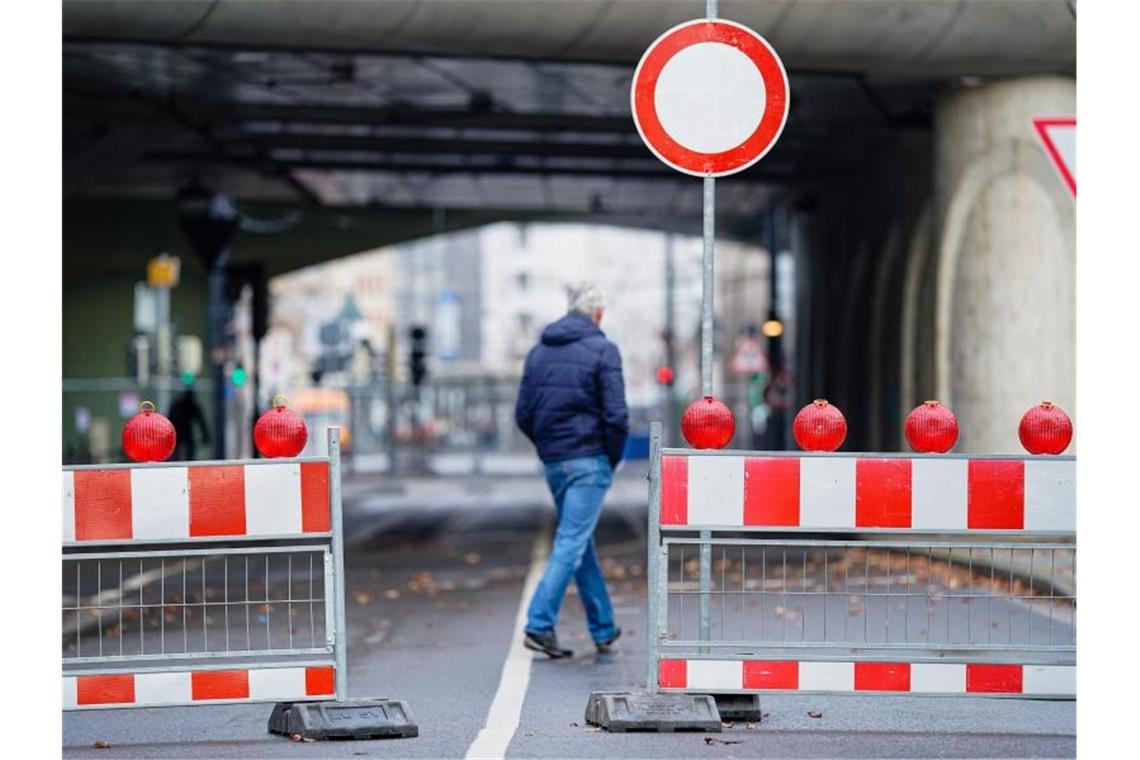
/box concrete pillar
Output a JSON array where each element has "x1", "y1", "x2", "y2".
[{"x1": 931, "y1": 76, "x2": 1075, "y2": 453}]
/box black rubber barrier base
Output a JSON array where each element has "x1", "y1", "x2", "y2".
[
  {"x1": 713, "y1": 693, "x2": 763, "y2": 722},
  {"x1": 268, "y1": 699, "x2": 418, "y2": 740},
  {"x1": 585, "y1": 691, "x2": 721, "y2": 733}
]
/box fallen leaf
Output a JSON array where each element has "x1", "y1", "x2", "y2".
[
  {"x1": 746, "y1": 722, "x2": 758, "y2": 730},
  {"x1": 290, "y1": 733, "x2": 304, "y2": 742},
  {"x1": 761, "y1": 712, "x2": 770, "y2": 719},
  {"x1": 93, "y1": 740, "x2": 111, "y2": 749},
  {"x1": 570, "y1": 722, "x2": 579, "y2": 727},
  {"x1": 384, "y1": 589, "x2": 401, "y2": 600},
  {"x1": 704, "y1": 737, "x2": 743, "y2": 745},
  {"x1": 587, "y1": 726, "x2": 602, "y2": 733},
  {"x1": 465, "y1": 552, "x2": 482, "y2": 565},
  {"x1": 354, "y1": 591, "x2": 373, "y2": 606},
  {"x1": 807, "y1": 710, "x2": 823, "y2": 719},
  {"x1": 721, "y1": 721, "x2": 734, "y2": 729}
]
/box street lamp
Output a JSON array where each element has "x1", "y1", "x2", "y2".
[
  {"x1": 761, "y1": 315, "x2": 784, "y2": 338},
  {"x1": 177, "y1": 182, "x2": 241, "y2": 459}
]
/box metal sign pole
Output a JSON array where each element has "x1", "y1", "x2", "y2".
[
  {"x1": 701, "y1": 177, "x2": 715, "y2": 398},
  {"x1": 698, "y1": 0, "x2": 718, "y2": 656}
]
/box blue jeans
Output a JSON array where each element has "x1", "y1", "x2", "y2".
[{"x1": 525, "y1": 454, "x2": 617, "y2": 644}]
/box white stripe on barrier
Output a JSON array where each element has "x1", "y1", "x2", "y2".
[
  {"x1": 135, "y1": 671, "x2": 191, "y2": 705},
  {"x1": 131, "y1": 467, "x2": 189, "y2": 540},
  {"x1": 688, "y1": 456, "x2": 743, "y2": 527},
  {"x1": 1023, "y1": 665, "x2": 1076, "y2": 695},
  {"x1": 244, "y1": 463, "x2": 303, "y2": 536},
  {"x1": 249, "y1": 666, "x2": 307, "y2": 700},
  {"x1": 687, "y1": 659, "x2": 742, "y2": 690},
  {"x1": 799, "y1": 661, "x2": 854, "y2": 691},
  {"x1": 63, "y1": 471, "x2": 75, "y2": 543},
  {"x1": 800, "y1": 458, "x2": 856, "y2": 528},
  {"x1": 911, "y1": 458, "x2": 968, "y2": 530},
  {"x1": 910, "y1": 663, "x2": 966, "y2": 693},
  {"x1": 63, "y1": 675, "x2": 77, "y2": 710},
  {"x1": 1024, "y1": 460, "x2": 1077, "y2": 532}
]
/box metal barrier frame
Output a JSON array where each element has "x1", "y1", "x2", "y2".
[
  {"x1": 62, "y1": 428, "x2": 348, "y2": 710},
  {"x1": 644, "y1": 421, "x2": 1076, "y2": 700}
]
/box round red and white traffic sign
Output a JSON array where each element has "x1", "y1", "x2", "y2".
[{"x1": 631, "y1": 18, "x2": 790, "y2": 178}]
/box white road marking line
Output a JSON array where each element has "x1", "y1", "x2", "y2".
[{"x1": 465, "y1": 522, "x2": 551, "y2": 760}]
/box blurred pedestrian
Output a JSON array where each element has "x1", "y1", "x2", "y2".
[
  {"x1": 515, "y1": 282, "x2": 629, "y2": 658},
  {"x1": 168, "y1": 388, "x2": 209, "y2": 461}
]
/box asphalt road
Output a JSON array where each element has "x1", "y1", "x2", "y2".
[{"x1": 63, "y1": 469, "x2": 1075, "y2": 758}]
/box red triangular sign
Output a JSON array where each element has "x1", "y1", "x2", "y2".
[
  {"x1": 730, "y1": 336, "x2": 768, "y2": 375},
  {"x1": 1033, "y1": 117, "x2": 1076, "y2": 198}
]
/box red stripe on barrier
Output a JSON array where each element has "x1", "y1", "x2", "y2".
[
  {"x1": 966, "y1": 664, "x2": 1023, "y2": 693},
  {"x1": 300, "y1": 463, "x2": 331, "y2": 533},
  {"x1": 660, "y1": 456, "x2": 689, "y2": 525},
  {"x1": 189, "y1": 466, "x2": 247, "y2": 537},
  {"x1": 967, "y1": 461, "x2": 1024, "y2": 530},
  {"x1": 743, "y1": 661, "x2": 798, "y2": 690},
  {"x1": 305, "y1": 666, "x2": 336, "y2": 696},
  {"x1": 658, "y1": 659, "x2": 687, "y2": 688},
  {"x1": 76, "y1": 674, "x2": 135, "y2": 705},
  {"x1": 191, "y1": 669, "x2": 250, "y2": 700},
  {"x1": 743, "y1": 458, "x2": 800, "y2": 526},
  {"x1": 854, "y1": 662, "x2": 911, "y2": 691},
  {"x1": 856, "y1": 459, "x2": 912, "y2": 528},
  {"x1": 73, "y1": 470, "x2": 133, "y2": 541}
]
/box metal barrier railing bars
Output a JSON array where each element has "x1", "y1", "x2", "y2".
[{"x1": 644, "y1": 421, "x2": 1076, "y2": 700}]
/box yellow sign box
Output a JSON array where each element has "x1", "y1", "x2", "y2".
[{"x1": 147, "y1": 254, "x2": 181, "y2": 288}]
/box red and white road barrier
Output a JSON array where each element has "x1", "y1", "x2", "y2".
[
  {"x1": 644, "y1": 424, "x2": 1077, "y2": 706},
  {"x1": 63, "y1": 665, "x2": 336, "y2": 710},
  {"x1": 63, "y1": 461, "x2": 330, "y2": 544},
  {"x1": 657, "y1": 660, "x2": 1075, "y2": 697},
  {"x1": 660, "y1": 454, "x2": 1074, "y2": 532},
  {"x1": 63, "y1": 430, "x2": 350, "y2": 721}
]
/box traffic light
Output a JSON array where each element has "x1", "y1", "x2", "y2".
[
  {"x1": 231, "y1": 364, "x2": 247, "y2": 387},
  {"x1": 409, "y1": 325, "x2": 428, "y2": 387}
]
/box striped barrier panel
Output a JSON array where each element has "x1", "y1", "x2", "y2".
[
  {"x1": 660, "y1": 453, "x2": 1075, "y2": 532},
  {"x1": 63, "y1": 461, "x2": 331, "y2": 544},
  {"x1": 64, "y1": 664, "x2": 337, "y2": 710},
  {"x1": 644, "y1": 423, "x2": 1077, "y2": 702},
  {"x1": 657, "y1": 660, "x2": 1075, "y2": 698}
]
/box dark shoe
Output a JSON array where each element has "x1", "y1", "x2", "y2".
[
  {"x1": 595, "y1": 627, "x2": 622, "y2": 653},
  {"x1": 524, "y1": 629, "x2": 573, "y2": 658}
]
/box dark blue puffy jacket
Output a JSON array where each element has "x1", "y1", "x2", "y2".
[{"x1": 515, "y1": 312, "x2": 629, "y2": 467}]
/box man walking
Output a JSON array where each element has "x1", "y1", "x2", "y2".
[{"x1": 515, "y1": 283, "x2": 629, "y2": 658}]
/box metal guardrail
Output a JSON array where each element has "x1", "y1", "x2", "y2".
[
  {"x1": 644, "y1": 421, "x2": 1076, "y2": 699},
  {"x1": 62, "y1": 429, "x2": 347, "y2": 711}
]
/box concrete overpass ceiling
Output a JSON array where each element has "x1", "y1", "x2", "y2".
[
  {"x1": 64, "y1": 0, "x2": 1075, "y2": 77},
  {"x1": 63, "y1": 0, "x2": 1072, "y2": 275}
]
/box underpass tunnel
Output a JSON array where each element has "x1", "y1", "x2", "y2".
[{"x1": 61, "y1": 1, "x2": 1076, "y2": 459}]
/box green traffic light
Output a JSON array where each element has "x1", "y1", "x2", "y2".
[
  {"x1": 181, "y1": 371, "x2": 196, "y2": 386},
  {"x1": 232, "y1": 366, "x2": 247, "y2": 387}
]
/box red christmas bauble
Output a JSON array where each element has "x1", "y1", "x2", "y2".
[
  {"x1": 905, "y1": 400, "x2": 959, "y2": 453},
  {"x1": 793, "y1": 399, "x2": 847, "y2": 452},
  {"x1": 122, "y1": 401, "x2": 177, "y2": 462},
  {"x1": 1019, "y1": 401, "x2": 1073, "y2": 455},
  {"x1": 655, "y1": 365, "x2": 675, "y2": 386},
  {"x1": 681, "y1": 395, "x2": 735, "y2": 449},
  {"x1": 254, "y1": 396, "x2": 308, "y2": 458}
]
